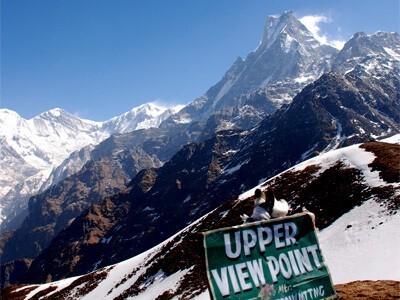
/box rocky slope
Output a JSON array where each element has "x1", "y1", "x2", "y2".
[
  {"x1": 0, "y1": 144, "x2": 163, "y2": 264},
  {"x1": 0, "y1": 259, "x2": 32, "y2": 289}
]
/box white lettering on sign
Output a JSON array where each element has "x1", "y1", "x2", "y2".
[
  {"x1": 212, "y1": 244, "x2": 323, "y2": 296},
  {"x1": 211, "y1": 259, "x2": 266, "y2": 297},
  {"x1": 224, "y1": 222, "x2": 298, "y2": 258},
  {"x1": 267, "y1": 245, "x2": 323, "y2": 283}
]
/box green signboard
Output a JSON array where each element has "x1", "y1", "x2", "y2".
[{"x1": 203, "y1": 213, "x2": 337, "y2": 300}]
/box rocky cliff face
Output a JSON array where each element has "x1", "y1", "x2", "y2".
[
  {"x1": 0, "y1": 258, "x2": 32, "y2": 288},
  {"x1": 0, "y1": 145, "x2": 162, "y2": 264}
]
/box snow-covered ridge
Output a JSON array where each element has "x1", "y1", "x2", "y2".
[
  {"x1": 103, "y1": 102, "x2": 184, "y2": 133},
  {"x1": 239, "y1": 134, "x2": 400, "y2": 201}
]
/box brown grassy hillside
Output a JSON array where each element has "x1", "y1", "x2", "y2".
[{"x1": 335, "y1": 280, "x2": 400, "y2": 299}]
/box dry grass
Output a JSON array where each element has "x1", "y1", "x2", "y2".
[
  {"x1": 360, "y1": 142, "x2": 400, "y2": 183},
  {"x1": 335, "y1": 280, "x2": 400, "y2": 299},
  {"x1": 0, "y1": 285, "x2": 38, "y2": 300}
]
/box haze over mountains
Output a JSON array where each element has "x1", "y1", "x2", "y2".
[{"x1": 1, "y1": 11, "x2": 399, "y2": 298}]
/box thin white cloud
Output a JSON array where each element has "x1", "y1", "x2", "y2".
[
  {"x1": 152, "y1": 98, "x2": 187, "y2": 110},
  {"x1": 299, "y1": 14, "x2": 345, "y2": 50},
  {"x1": 72, "y1": 110, "x2": 96, "y2": 121}
]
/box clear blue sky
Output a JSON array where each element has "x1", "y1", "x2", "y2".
[{"x1": 1, "y1": 0, "x2": 399, "y2": 121}]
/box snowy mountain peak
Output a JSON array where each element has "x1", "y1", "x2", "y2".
[
  {"x1": 259, "y1": 11, "x2": 316, "y2": 52},
  {"x1": 332, "y1": 30, "x2": 400, "y2": 74},
  {"x1": 340, "y1": 31, "x2": 385, "y2": 56},
  {"x1": 371, "y1": 31, "x2": 400, "y2": 59},
  {"x1": 262, "y1": 11, "x2": 295, "y2": 40},
  {"x1": 133, "y1": 102, "x2": 165, "y2": 113},
  {"x1": 0, "y1": 109, "x2": 23, "y2": 136},
  {"x1": 33, "y1": 107, "x2": 82, "y2": 123},
  {"x1": 171, "y1": 11, "x2": 338, "y2": 125},
  {"x1": 42, "y1": 107, "x2": 66, "y2": 118},
  {"x1": 0, "y1": 108, "x2": 21, "y2": 118},
  {"x1": 353, "y1": 31, "x2": 367, "y2": 39},
  {"x1": 103, "y1": 102, "x2": 183, "y2": 133},
  {"x1": 129, "y1": 102, "x2": 182, "y2": 118}
]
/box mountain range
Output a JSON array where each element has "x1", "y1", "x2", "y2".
[
  {"x1": 0, "y1": 103, "x2": 182, "y2": 230},
  {"x1": 1, "y1": 11, "x2": 399, "y2": 296}
]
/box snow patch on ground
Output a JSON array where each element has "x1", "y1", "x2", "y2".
[
  {"x1": 134, "y1": 269, "x2": 191, "y2": 300},
  {"x1": 319, "y1": 199, "x2": 400, "y2": 284},
  {"x1": 292, "y1": 143, "x2": 390, "y2": 188},
  {"x1": 20, "y1": 275, "x2": 80, "y2": 300},
  {"x1": 223, "y1": 159, "x2": 249, "y2": 175},
  {"x1": 294, "y1": 74, "x2": 314, "y2": 83},
  {"x1": 384, "y1": 47, "x2": 400, "y2": 60},
  {"x1": 83, "y1": 250, "x2": 157, "y2": 299}
]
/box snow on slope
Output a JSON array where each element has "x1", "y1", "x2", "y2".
[
  {"x1": 8, "y1": 135, "x2": 399, "y2": 300},
  {"x1": 318, "y1": 132, "x2": 400, "y2": 284},
  {"x1": 239, "y1": 134, "x2": 400, "y2": 202},
  {"x1": 320, "y1": 199, "x2": 400, "y2": 284},
  {"x1": 102, "y1": 102, "x2": 184, "y2": 133},
  {"x1": 240, "y1": 134, "x2": 400, "y2": 286},
  {"x1": 12, "y1": 196, "x2": 399, "y2": 299},
  {"x1": 12, "y1": 222, "x2": 201, "y2": 300}
]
